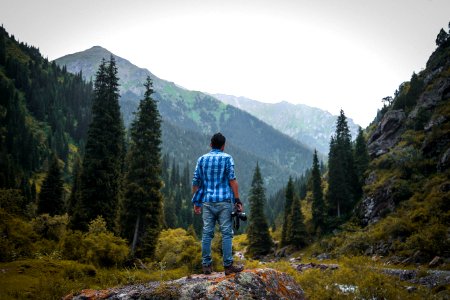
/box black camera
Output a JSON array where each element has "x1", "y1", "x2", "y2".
[{"x1": 231, "y1": 209, "x2": 247, "y2": 230}]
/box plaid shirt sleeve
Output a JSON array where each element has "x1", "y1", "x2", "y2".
[
  {"x1": 226, "y1": 156, "x2": 236, "y2": 181},
  {"x1": 191, "y1": 157, "x2": 203, "y2": 206}
]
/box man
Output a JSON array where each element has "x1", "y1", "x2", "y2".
[{"x1": 192, "y1": 132, "x2": 244, "y2": 275}]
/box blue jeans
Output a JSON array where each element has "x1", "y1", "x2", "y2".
[{"x1": 202, "y1": 201, "x2": 234, "y2": 267}]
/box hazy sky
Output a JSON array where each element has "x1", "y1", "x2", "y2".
[{"x1": 1, "y1": 0, "x2": 449, "y2": 126}]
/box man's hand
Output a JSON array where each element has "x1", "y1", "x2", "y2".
[
  {"x1": 194, "y1": 205, "x2": 202, "y2": 215},
  {"x1": 234, "y1": 198, "x2": 244, "y2": 212}
]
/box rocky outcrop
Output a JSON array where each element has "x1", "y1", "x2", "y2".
[
  {"x1": 64, "y1": 268, "x2": 305, "y2": 300},
  {"x1": 368, "y1": 110, "x2": 406, "y2": 157},
  {"x1": 358, "y1": 177, "x2": 397, "y2": 226},
  {"x1": 380, "y1": 268, "x2": 450, "y2": 289},
  {"x1": 410, "y1": 76, "x2": 450, "y2": 119}
]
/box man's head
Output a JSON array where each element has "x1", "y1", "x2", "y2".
[{"x1": 211, "y1": 132, "x2": 226, "y2": 150}]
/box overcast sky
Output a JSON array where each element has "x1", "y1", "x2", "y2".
[{"x1": 1, "y1": 0, "x2": 449, "y2": 126}]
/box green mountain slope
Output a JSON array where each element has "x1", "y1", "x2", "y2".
[
  {"x1": 0, "y1": 26, "x2": 92, "y2": 192},
  {"x1": 319, "y1": 30, "x2": 450, "y2": 263},
  {"x1": 213, "y1": 94, "x2": 360, "y2": 154},
  {"x1": 55, "y1": 46, "x2": 315, "y2": 195}
]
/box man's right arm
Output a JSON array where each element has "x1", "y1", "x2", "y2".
[{"x1": 192, "y1": 158, "x2": 202, "y2": 214}]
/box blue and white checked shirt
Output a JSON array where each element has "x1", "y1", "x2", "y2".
[{"x1": 192, "y1": 149, "x2": 236, "y2": 206}]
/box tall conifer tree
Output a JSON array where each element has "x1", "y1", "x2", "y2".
[
  {"x1": 281, "y1": 176, "x2": 294, "y2": 246},
  {"x1": 120, "y1": 76, "x2": 163, "y2": 258},
  {"x1": 326, "y1": 110, "x2": 357, "y2": 224},
  {"x1": 72, "y1": 57, "x2": 125, "y2": 231},
  {"x1": 354, "y1": 127, "x2": 369, "y2": 199},
  {"x1": 38, "y1": 155, "x2": 64, "y2": 216},
  {"x1": 311, "y1": 149, "x2": 325, "y2": 232},
  {"x1": 247, "y1": 163, "x2": 273, "y2": 257},
  {"x1": 286, "y1": 196, "x2": 307, "y2": 248}
]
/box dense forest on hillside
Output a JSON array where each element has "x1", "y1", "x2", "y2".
[{"x1": 0, "y1": 26, "x2": 92, "y2": 198}]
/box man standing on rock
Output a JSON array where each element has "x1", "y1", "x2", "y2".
[{"x1": 192, "y1": 132, "x2": 244, "y2": 275}]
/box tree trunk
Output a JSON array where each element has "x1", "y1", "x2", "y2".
[{"x1": 131, "y1": 214, "x2": 140, "y2": 256}]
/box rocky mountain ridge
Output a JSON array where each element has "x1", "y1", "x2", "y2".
[
  {"x1": 214, "y1": 93, "x2": 360, "y2": 154},
  {"x1": 360, "y1": 43, "x2": 450, "y2": 226}
]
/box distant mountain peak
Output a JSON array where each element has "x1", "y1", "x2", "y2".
[{"x1": 214, "y1": 94, "x2": 360, "y2": 154}]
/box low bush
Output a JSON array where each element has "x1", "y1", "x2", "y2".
[
  {"x1": 31, "y1": 213, "x2": 68, "y2": 241},
  {"x1": 0, "y1": 208, "x2": 38, "y2": 261},
  {"x1": 155, "y1": 228, "x2": 202, "y2": 272}
]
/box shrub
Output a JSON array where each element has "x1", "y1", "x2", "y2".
[
  {"x1": 155, "y1": 228, "x2": 202, "y2": 272},
  {"x1": 31, "y1": 214, "x2": 68, "y2": 241},
  {"x1": 82, "y1": 217, "x2": 129, "y2": 267},
  {"x1": 0, "y1": 189, "x2": 26, "y2": 216},
  {"x1": 60, "y1": 230, "x2": 85, "y2": 261},
  {"x1": 0, "y1": 208, "x2": 37, "y2": 261},
  {"x1": 60, "y1": 217, "x2": 129, "y2": 267},
  {"x1": 404, "y1": 222, "x2": 449, "y2": 261}
]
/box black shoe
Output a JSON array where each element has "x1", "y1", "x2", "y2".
[
  {"x1": 224, "y1": 263, "x2": 244, "y2": 275},
  {"x1": 202, "y1": 265, "x2": 212, "y2": 275}
]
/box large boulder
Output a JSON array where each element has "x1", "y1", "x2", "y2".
[{"x1": 64, "y1": 268, "x2": 305, "y2": 300}]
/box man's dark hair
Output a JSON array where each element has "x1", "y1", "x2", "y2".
[{"x1": 211, "y1": 132, "x2": 226, "y2": 149}]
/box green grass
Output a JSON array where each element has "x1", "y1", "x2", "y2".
[
  {"x1": 243, "y1": 256, "x2": 436, "y2": 299},
  {"x1": 0, "y1": 259, "x2": 190, "y2": 300}
]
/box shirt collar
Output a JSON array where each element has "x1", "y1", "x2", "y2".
[{"x1": 210, "y1": 148, "x2": 222, "y2": 153}]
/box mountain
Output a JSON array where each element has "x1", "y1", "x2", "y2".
[
  {"x1": 55, "y1": 46, "x2": 315, "y2": 195},
  {"x1": 0, "y1": 26, "x2": 92, "y2": 192},
  {"x1": 213, "y1": 94, "x2": 360, "y2": 154},
  {"x1": 319, "y1": 29, "x2": 450, "y2": 263}
]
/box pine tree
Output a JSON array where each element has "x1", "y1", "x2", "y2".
[
  {"x1": 38, "y1": 155, "x2": 64, "y2": 216},
  {"x1": 354, "y1": 127, "x2": 369, "y2": 178},
  {"x1": 0, "y1": 28, "x2": 6, "y2": 66},
  {"x1": 67, "y1": 155, "x2": 82, "y2": 216},
  {"x1": 281, "y1": 176, "x2": 294, "y2": 246},
  {"x1": 71, "y1": 57, "x2": 125, "y2": 231},
  {"x1": 353, "y1": 127, "x2": 369, "y2": 199},
  {"x1": 286, "y1": 196, "x2": 307, "y2": 248},
  {"x1": 120, "y1": 76, "x2": 163, "y2": 258},
  {"x1": 311, "y1": 149, "x2": 325, "y2": 233},
  {"x1": 326, "y1": 110, "x2": 357, "y2": 224},
  {"x1": 247, "y1": 163, "x2": 273, "y2": 257}
]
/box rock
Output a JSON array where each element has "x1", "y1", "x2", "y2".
[
  {"x1": 316, "y1": 253, "x2": 331, "y2": 260},
  {"x1": 294, "y1": 262, "x2": 339, "y2": 272},
  {"x1": 368, "y1": 109, "x2": 406, "y2": 158},
  {"x1": 275, "y1": 246, "x2": 288, "y2": 258},
  {"x1": 289, "y1": 256, "x2": 302, "y2": 263},
  {"x1": 438, "y1": 148, "x2": 450, "y2": 172},
  {"x1": 234, "y1": 251, "x2": 245, "y2": 260},
  {"x1": 371, "y1": 255, "x2": 383, "y2": 262},
  {"x1": 357, "y1": 179, "x2": 396, "y2": 226},
  {"x1": 424, "y1": 115, "x2": 446, "y2": 131},
  {"x1": 412, "y1": 77, "x2": 450, "y2": 115},
  {"x1": 380, "y1": 268, "x2": 450, "y2": 288},
  {"x1": 406, "y1": 286, "x2": 417, "y2": 293},
  {"x1": 64, "y1": 268, "x2": 305, "y2": 300},
  {"x1": 429, "y1": 256, "x2": 443, "y2": 268}
]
